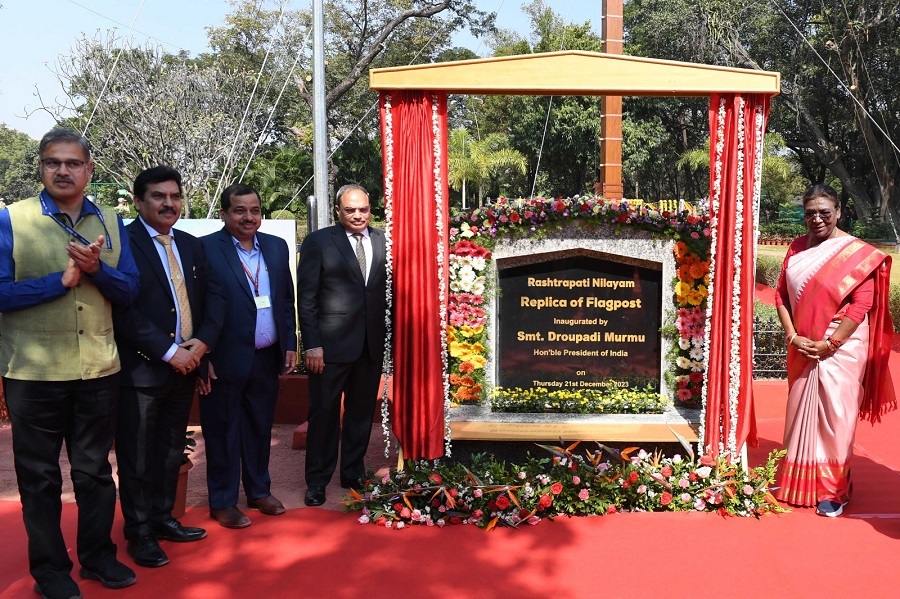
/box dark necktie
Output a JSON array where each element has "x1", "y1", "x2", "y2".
[{"x1": 353, "y1": 233, "x2": 367, "y2": 279}]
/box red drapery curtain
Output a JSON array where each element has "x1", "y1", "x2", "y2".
[
  {"x1": 704, "y1": 93, "x2": 771, "y2": 457},
  {"x1": 380, "y1": 90, "x2": 449, "y2": 459}
]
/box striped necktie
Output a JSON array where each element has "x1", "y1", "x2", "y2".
[{"x1": 353, "y1": 233, "x2": 367, "y2": 279}]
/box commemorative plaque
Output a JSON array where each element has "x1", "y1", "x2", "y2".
[{"x1": 497, "y1": 251, "x2": 662, "y2": 392}]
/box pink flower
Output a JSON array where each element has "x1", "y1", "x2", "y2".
[
  {"x1": 518, "y1": 471, "x2": 527, "y2": 480},
  {"x1": 572, "y1": 475, "x2": 581, "y2": 485},
  {"x1": 473, "y1": 488, "x2": 483, "y2": 498},
  {"x1": 400, "y1": 507, "x2": 411, "y2": 519},
  {"x1": 472, "y1": 509, "x2": 483, "y2": 519},
  {"x1": 578, "y1": 489, "x2": 590, "y2": 501},
  {"x1": 527, "y1": 516, "x2": 541, "y2": 525},
  {"x1": 637, "y1": 485, "x2": 647, "y2": 494},
  {"x1": 680, "y1": 493, "x2": 692, "y2": 503},
  {"x1": 660, "y1": 492, "x2": 673, "y2": 505},
  {"x1": 550, "y1": 482, "x2": 563, "y2": 495},
  {"x1": 743, "y1": 485, "x2": 754, "y2": 496},
  {"x1": 357, "y1": 515, "x2": 370, "y2": 524},
  {"x1": 606, "y1": 505, "x2": 617, "y2": 514},
  {"x1": 678, "y1": 478, "x2": 690, "y2": 489},
  {"x1": 660, "y1": 466, "x2": 673, "y2": 478}
]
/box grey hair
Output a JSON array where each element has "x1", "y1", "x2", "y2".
[
  {"x1": 334, "y1": 184, "x2": 369, "y2": 209},
  {"x1": 39, "y1": 129, "x2": 91, "y2": 161}
]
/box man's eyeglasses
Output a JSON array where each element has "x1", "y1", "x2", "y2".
[
  {"x1": 804, "y1": 210, "x2": 834, "y2": 222},
  {"x1": 41, "y1": 159, "x2": 87, "y2": 172}
]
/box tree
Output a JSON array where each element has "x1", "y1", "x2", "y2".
[
  {"x1": 628, "y1": 0, "x2": 900, "y2": 231},
  {"x1": 0, "y1": 123, "x2": 40, "y2": 202},
  {"x1": 677, "y1": 133, "x2": 805, "y2": 219},
  {"x1": 448, "y1": 128, "x2": 526, "y2": 207},
  {"x1": 477, "y1": 0, "x2": 604, "y2": 197},
  {"x1": 206, "y1": 0, "x2": 495, "y2": 205},
  {"x1": 41, "y1": 33, "x2": 274, "y2": 217}
]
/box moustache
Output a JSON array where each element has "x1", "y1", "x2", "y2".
[
  {"x1": 54, "y1": 177, "x2": 75, "y2": 185},
  {"x1": 158, "y1": 208, "x2": 178, "y2": 215}
]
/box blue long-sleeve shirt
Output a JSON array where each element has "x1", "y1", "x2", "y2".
[{"x1": 0, "y1": 193, "x2": 140, "y2": 312}]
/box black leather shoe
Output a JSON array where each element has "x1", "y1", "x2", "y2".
[
  {"x1": 79, "y1": 559, "x2": 137, "y2": 589},
  {"x1": 153, "y1": 517, "x2": 208, "y2": 542},
  {"x1": 304, "y1": 487, "x2": 326, "y2": 506},
  {"x1": 32, "y1": 577, "x2": 82, "y2": 599},
  {"x1": 126, "y1": 536, "x2": 169, "y2": 568}
]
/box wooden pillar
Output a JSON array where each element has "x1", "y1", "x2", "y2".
[{"x1": 598, "y1": 0, "x2": 624, "y2": 200}]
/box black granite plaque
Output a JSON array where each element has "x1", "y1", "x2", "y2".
[{"x1": 497, "y1": 251, "x2": 661, "y2": 392}]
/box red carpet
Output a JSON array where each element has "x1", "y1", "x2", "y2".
[{"x1": 3, "y1": 290, "x2": 900, "y2": 597}]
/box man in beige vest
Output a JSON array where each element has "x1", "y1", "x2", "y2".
[{"x1": 0, "y1": 129, "x2": 140, "y2": 599}]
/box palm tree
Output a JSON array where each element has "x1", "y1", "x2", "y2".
[{"x1": 448, "y1": 128, "x2": 527, "y2": 208}]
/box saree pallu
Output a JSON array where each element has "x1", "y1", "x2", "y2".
[{"x1": 776, "y1": 236, "x2": 894, "y2": 507}]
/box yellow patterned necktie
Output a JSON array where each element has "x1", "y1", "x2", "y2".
[{"x1": 155, "y1": 234, "x2": 193, "y2": 340}]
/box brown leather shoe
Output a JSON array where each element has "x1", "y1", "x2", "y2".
[
  {"x1": 247, "y1": 494, "x2": 286, "y2": 515},
  {"x1": 210, "y1": 506, "x2": 251, "y2": 529}
]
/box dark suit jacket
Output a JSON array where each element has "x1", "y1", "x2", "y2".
[
  {"x1": 297, "y1": 225, "x2": 387, "y2": 363},
  {"x1": 201, "y1": 228, "x2": 297, "y2": 383},
  {"x1": 114, "y1": 220, "x2": 224, "y2": 387}
]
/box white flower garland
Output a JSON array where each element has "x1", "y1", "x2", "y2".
[
  {"x1": 698, "y1": 96, "x2": 727, "y2": 456},
  {"x1": 381, "y1": 94, "x2": 395, "y2": 457},
  {"x1": 430, "y1": 93, "x2": 452, "y2": 458},
  {"x1": 727, "y1": 96, "x2": 747, "y2": 458}
]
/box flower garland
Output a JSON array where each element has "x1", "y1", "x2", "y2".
[
  {"x1": 345, "y1": 443, "x2": 786, "y2": 529},
  {"x1": 447, "y1": 196, "x2": 711, "y2": 410},
  {"x1": 699, "y1": 97, "x2": 728, "y2": 454},
  {"x1": 431, "y1": 93, "x2": 452, "y2": 457},
  {"x1": 380, "y1": 94, "x2": 395, "y2": 457}
]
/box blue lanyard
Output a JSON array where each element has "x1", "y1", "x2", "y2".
[{"x1": 40, "y1": 191, "x2": 113, "y2": 250}]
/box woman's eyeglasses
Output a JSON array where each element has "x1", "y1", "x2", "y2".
[{"x1": 804, "y1": 210, "x2": 834, "y2": 222}]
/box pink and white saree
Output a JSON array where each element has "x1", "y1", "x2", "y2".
[{"x1": 776, "y1": 235, "x2": 894, "y2": 506}]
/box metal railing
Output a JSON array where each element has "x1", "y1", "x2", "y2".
[{"x1": 753, "y1": 316, "x2": 787, "y2": 379}]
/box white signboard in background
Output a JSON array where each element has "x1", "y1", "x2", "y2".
[{"x1": 125, "y1": 218, "x2": 299, "y2": 293}]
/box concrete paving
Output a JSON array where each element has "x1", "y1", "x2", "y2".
[{"x1": 0, "y1": 422, "x2": 395, "y2": 516}]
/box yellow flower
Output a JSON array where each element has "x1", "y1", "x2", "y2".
[{"x1": 466, "y1": 355, "x2": 487, "y2": 369}]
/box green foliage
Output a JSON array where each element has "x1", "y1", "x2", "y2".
[
  {"x1": 754, "y1": 299, "x2": 778, "y2": 322},
  {"x1": 759, "y1": 221, "x2": 806, "y2": 240},
  {"x1": 890, "y1": 285, "x2": 900, "y2": 334},
  {"x1": 490, "y1": 385, "x2": 667, "y2": 414},
  {"x1": 448, "y1": 128, "x2": 526, "y2": 208},
  {"x1": 853, "y1": 218, "x2": 895, "y2": 242},
  {"x1": 0, "y1": 124, "x2": 40, "y2": 202},
  {"x1": 755, "y1": 254, "x2": 782, "y2": 288},
  {"x1": 346, "y1": 443, "x2": 788, "y2": 528}
]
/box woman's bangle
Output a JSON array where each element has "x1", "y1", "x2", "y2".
[
  {"x1": 826, "y1": 336, "x2": 844, "y2": 350},
  {"x1": 786, "y1": 333, "x2": 798, "y2": 346}
]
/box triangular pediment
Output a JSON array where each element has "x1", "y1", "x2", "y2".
[{"x1": 370, "y1": 50, "x2": 779, "y2": 97}]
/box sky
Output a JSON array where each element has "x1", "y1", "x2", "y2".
[{"x1": 0, "y1": 0, "x2": 601, "y2": 140}]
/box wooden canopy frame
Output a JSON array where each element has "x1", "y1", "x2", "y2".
[
  {"x1": 370, "y1": 50, "x2": 780, "y2": 97},
  {"x1": 370, "y1": 50, "x2": 780, "y2": 459}
]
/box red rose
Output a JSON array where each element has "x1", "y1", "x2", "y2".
[
  {"x1": 428, "y1": 473, "x2": 443, "y2": 485},
  {"x1": 449, "y1": 516, "x2": 462, "y2": 525},
  {"x1": 689, "y1": 472, "x2": 698, "y2": 482},
  {"x1": 432, "y1": 499, "x2": 440, "y2": 507},
  {"x1": 628, "y1": 471, "x2": 639, "y2": 483},
  {"x1": 449, "y1": 489, "x2": 459, "y2": 498},
  {"x1": 510, "y1": 212, "x2": 520, "y2": 223},
  {"x1": 519, "y1": 509, "x2": 530, "y2": 519},
  {"x1": 495, "y1": 496, "x2": 511, "y2": 510},
  {"x1": 472, "y1": 509, "x2": 483, "y2": 518},
  {"x1": 376, "y1": 517, "x2": 387, "y2": 526},
  {"x1": 622, "y1": 481, "x2": 631, "y2": 489},
  {"x1": 717, "y1": 507, "x2": 727, "y2": 517},
  {"x1": 700, "y1": 455, "x2": 716, "y2": 467},
  {"x1": 569, "y1": 461, "x2": 577, "y2": 471},
  {"x1": 539, "y1": 493, "x2": 553, "y2": 508},
  {"x1": 550, "y1": 482, "x2": 563, "y2": 495},
  {"x1": 487, "y1": 500, "x2": 497, "y2": 510},
  {"x1": 606, "y1": 505, "x2": 617, "y2": 515},
  {"x1": 661, "y1": 466, "x2": 673, "y2": 478},
  {"x1": 660, "y1": 492, "x2": 673, "y2": 506},
  {"x1": 393, "y1": 503, "x2": 403, "y2": 512}
]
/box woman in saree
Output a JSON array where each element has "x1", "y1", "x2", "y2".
[{"x1": 775, "y1": 184, "x2": 895, "y2": 517}]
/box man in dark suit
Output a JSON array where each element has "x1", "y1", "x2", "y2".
[
  {"x1": 114, "y1": 166, "x2": 224, "y2": 569},
  {"x1": 298, "y1": 184, "x2": 388, "y2": 507},
  {"x1": 200, "y1": 184, "x2": 297, "y2": 528}
]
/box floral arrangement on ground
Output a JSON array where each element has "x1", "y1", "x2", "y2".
[
  {"x1": 345, "y1": 441, "x2": 787, "y2": 529},
  {"x1": 447, "y1": 195, "x2": 712, "y2": 410}
]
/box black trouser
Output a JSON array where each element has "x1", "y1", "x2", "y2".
[
  {"x1": 116, "y1": 372, "x2": 196, "y2": 539},
  {"x1": 4, "y1": 375, "x2": 120, "y2": 585},
  {"x1": 305, "y1": 350, "x2": 383, "y2": 489}
]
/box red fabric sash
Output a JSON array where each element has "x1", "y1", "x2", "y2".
[{"x1": 787, "y1": 237, "x2": 895, "y2": 423}]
